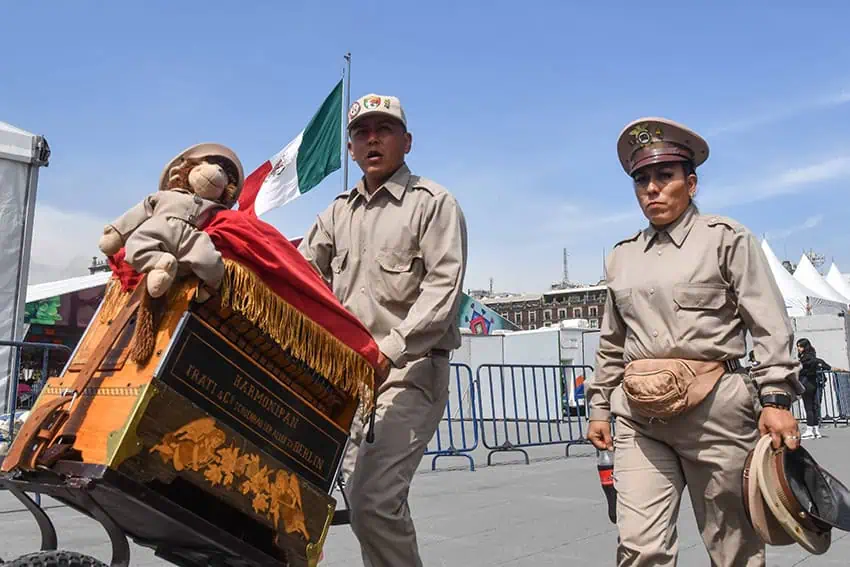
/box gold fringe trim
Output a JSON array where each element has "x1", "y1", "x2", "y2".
[{"x1": 218, "y1": 259, "x2": 374, "y2": 410}]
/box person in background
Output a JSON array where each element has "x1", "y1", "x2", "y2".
[{"x1": 797, "y1": 337, "x2": 831, "y2": 439}]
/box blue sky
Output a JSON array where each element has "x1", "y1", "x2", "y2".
[{"x1": 4, "y1": 1, "x2": 850, "y2": 292}]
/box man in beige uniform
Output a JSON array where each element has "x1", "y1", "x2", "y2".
[
  {"x1": 299, "y1": 93, "x2": 468, "y2": 567},
  {"x1": 586, "y1": 117, "x2": 803, "y2": 566}
]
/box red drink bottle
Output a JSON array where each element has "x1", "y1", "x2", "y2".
[{"x1": 597, "y1": 449, "x2": 617, "y2": 524}]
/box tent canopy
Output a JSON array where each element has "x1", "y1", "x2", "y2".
[
  {"x1": 825, "y1": 263, "x2": 850, "y2": 302},
  {"x1": 0, "y1": 120, "x2": 50, "y2": 414},
  {"x1": 760, "y1": 240, "x2": 846, "y2": 316},
  {"x1": 26, "y1": 272, "x2": 110, "y2": 304},
  {"x1": 0, "y1": 121, "x2": 50, "y2": 165},
  {"x1": 793, "y1": 254, "x2": 850, "y2": 305}
]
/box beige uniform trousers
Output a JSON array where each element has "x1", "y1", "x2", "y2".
[
  {"x1": 342, "y1": 355, "x2": 450, "y2": 567},
  {"x1": 610, "y1": 371, "x2": 764, "y2": 567}
]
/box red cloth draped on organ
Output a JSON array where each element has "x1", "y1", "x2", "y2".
[{"x1": 106, "y1": 209, "x2": 380, "y2": 371}]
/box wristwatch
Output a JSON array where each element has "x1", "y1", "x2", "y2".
[{"x1": 760, "y1": 392, "x2": 792, "y2": 410}]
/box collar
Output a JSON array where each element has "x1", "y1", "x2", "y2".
[
  {"x1": 642, "y1": 202, "x2": 698, "y2": 249},
  {"x1": 349, "y1": 163, "x2": 411, "y2": 203}
]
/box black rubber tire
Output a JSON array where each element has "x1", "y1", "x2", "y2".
[{"x1": 3, "y1": 551, "x2": 108, "y2": 567}]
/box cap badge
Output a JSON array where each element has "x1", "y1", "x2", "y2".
[
  {"x1": 349, "y1": 101, "x2": 361, "y2": 119},
  {"x1": 629, "y1": 124, "x2": 652, "y2": 146},
  {"x1": 382, "y1": 98, "x2": 391, "y2": 109},
  {"x1": 628, "y1": 124, "x2": 664, "y2": 147},
  {"x1": 364, "y1": 96, "x2": 381, "y2": 110}
]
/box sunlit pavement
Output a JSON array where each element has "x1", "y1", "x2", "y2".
[{"x1": 2, "y1": 425, "x2": 849, "y2": 566}]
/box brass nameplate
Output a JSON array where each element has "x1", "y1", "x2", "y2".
[{"x1": 157, "y1": 314, "x2": 345, "y2": 491}]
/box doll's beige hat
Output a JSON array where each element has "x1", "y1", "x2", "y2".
[{"x1": 158, "y1": 143, "x2": 244, "y2": 206}]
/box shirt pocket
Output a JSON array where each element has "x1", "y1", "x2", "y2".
[
  {"x1": 671, "y1": 282, "x2": 730, "y2": 343},
  {"x1": 672, "y1": 282, "x2": 728, "y2": 311},
  {"x1": 375, "y1": 248, "x2": 423, "y2": 306}
]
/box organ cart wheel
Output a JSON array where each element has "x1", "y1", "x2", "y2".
[{"x1": 4, "y1": 551, "x2": 108, "y2": 567}]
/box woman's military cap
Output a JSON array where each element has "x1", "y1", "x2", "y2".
[{"x1": 616, "y1": 117, "x2": 709, "y2": 176}]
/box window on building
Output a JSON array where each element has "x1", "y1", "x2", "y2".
[
  {"x1": 589, "y1": 306, "x2": 598, "y2": 317},
  {"x1": 528, "y1": 311, "x2": 537, "y2": 323},
  {"x1": 529, "y1": 324, "x2": 537, "y2": 330},
  {"x1": 557, "y1": 308, "x2": 566, "y2": 320},
  {"x1": 590, "y1": 319, "x2": 599, "y2": 329},
  {"x1": 544, "y1": 309, "x2": 552, "y2": 321},
  {"x1": 573, "y1": 307, "x2": 582, "y2": 318},
  {"x1": 515, "y1": 312, "x2": 523, "y2": 324}
]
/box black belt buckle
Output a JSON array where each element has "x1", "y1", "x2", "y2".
[{"x1": 725, "y1": 359, "x2": 741, "y2": 373}]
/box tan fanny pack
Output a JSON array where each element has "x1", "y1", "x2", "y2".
[{"x1": 622, "y1": 358, "x2": 728, "y2": 420}]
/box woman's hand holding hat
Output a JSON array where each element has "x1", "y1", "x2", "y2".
[{"x1": 760, "y1": 406, "x2": 801, "y2": 451}]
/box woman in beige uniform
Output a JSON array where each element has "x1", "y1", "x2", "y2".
[{"x1": 586, "y1": 117, "x2": 804, "y2": 567}]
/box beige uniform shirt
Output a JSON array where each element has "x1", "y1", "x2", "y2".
[
  {"x1": 587, "y1": 204, "x2": 802, "y2": 421},
  {"x1": 298, "y1": 164, "x2": 468, "y2": 369}
]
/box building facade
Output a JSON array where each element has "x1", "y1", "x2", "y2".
[{"x1": 482, "y1": 284, "x2": 608, "y2": 331}]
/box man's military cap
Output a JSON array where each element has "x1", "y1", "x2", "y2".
[{"x1": 348, "y1": 93, "x2": 407, "y2": 131}]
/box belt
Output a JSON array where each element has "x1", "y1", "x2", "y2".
[
  {"x1": 428, "y1": 348, "x2": 450, "y2": 358},
  {"x1": 725, "y1": 359, "x2": 741, "y2": 373}
]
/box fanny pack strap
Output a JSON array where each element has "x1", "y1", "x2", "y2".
[{"x1": 627, "y1": 358, "x2": 739, "y2": 375}]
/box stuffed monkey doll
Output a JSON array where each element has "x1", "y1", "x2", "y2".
[{"x1": 98, "y1": 143, "x2": 244, "y2": 298}]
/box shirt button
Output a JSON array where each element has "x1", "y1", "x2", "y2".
[
  {"x1": 649, "y1": 288, "x2": 655, "y2": 295},
  {"x1": 360, "y1": 287, "x2": 365, "y2": 294},
  {"x1": 657, "y1": 250, "x2": 662, "y2": 256},
  {"x1": 652, "y1": 331, "x2": 659, "y2": 337}
]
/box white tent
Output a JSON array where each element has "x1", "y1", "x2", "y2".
[
  {"x1": 0, "y1": 121, "x2": 50, "y2": 414},
  {"x1": 26, "y1": 272, "x2": 110, "y2": 304},
  {"x1": 793, "y1": 254, "x2": 850, "y2": 305},
  {"x1": 825, "y1": 263, "x2": 850, "y2": 303},
  {"x1": 760, "y1": 240, "x2": 845, "y2": 316}
]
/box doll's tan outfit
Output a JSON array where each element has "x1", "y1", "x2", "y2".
[{"x1": 110, "y1": 189, "x2": 226, "y2": 287}]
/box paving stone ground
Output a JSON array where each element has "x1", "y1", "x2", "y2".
[{"x1": 2, "y1": 424, "x2": 849, "y2": 566}]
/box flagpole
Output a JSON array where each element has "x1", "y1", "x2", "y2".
[{"x1": 342, "y1": 52, "x2": 352, "y2": 193}]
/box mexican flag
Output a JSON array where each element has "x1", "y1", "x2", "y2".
[{"x1": 238, "y1": 80, "x2": 343, "y2": 216}]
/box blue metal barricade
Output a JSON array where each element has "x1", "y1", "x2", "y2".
[
  {"x1": 817, "y1": 370, "x2": 850, "y2": 426},
  {"x1": 832, "y1": 371, "x2": 850, "y2": 423},
  {"x1": 0, "y1": 340, "x2": 73, "y2": 506},
  {"x1": 424, "y1": 363, "x2": 479, "y2": 471},
  {"x1": 1, "y1": 339, "x2": 73, "y2": 434},
  {"x1": 792, "y1": 370, "x2": 850, "y2": 428},
  {"x1": 475, "y1": 364, "x2": 594, "y2": 465}
]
